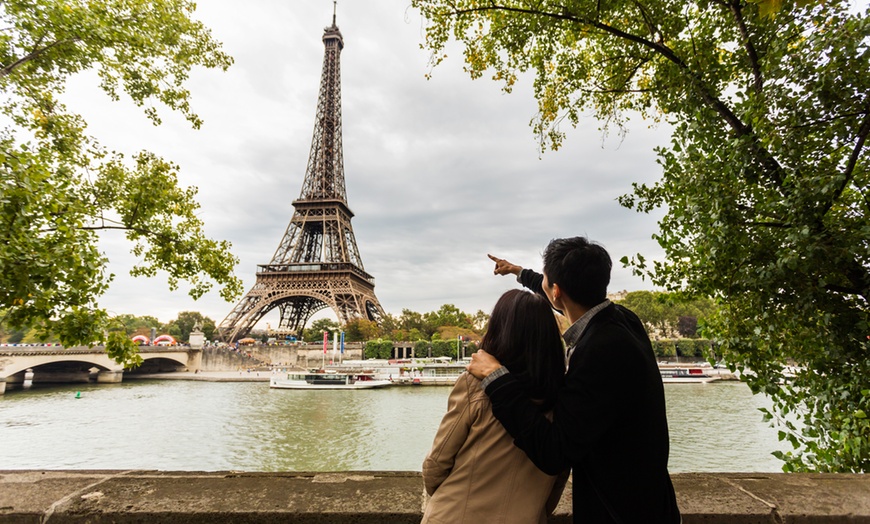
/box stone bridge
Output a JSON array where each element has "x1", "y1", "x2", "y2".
[{"x1": 0, "y1": 345, "x2": 202, "y2": 395}]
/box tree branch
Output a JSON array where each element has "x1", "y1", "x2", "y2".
[
  {"x1": 743, "y1": 221, "x2": 792, "y2": 228},
  {"x1": 791, "y1": 111, "x2": 866, "y2": 129},
  {"x1": 629, "y1": 0, "x2": 663, "y2": 44},
  {"x1": 592, "y1": 55, "x2": 653, "y2": 93},
  {"x1": 0, "y1": 37, "x2": 80, "y2": 78},
  {"x1": 824, "y1": 283, "x2": 863, "y2": 297},
  {"x1": 40, "y1": 223, "x2": 174, "y2": 245},
  {"x1": 729, "y1": 0, "x2": 763, "y2": 94},
  {"x1": 835, "y1": 106, "x2": 870, "y2": 206},
  {"x1": 445, "y1": 3, "x2": 786, "y2": 187}
]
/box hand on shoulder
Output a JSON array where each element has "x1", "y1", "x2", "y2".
[{"x1": 466, "y1": 349, "x2": 502, "y2": 379}]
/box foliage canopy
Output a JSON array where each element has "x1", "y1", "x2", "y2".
[
  {"x1": 413, "y1": 0, "x2": 870, "y2": 471},
  {"x1": 617, "y1": 291, "x2": 715, "y2": 337},
  {"x1": 0, "y1": 0, "x2": 242, "y2": 365}
]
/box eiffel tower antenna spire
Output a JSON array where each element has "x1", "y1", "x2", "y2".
[
  {"x1": 219, "y1": 10, "x2": 384, "y2": 342},
  {"x1": 333, "y1": 0, "x2": 337, "y2": 27}
]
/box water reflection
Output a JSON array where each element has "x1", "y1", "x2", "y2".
[
  {"x1": 665, "y1": 382, "x2": 785, "y2": 472},
  {"x1": 0, "y1": 380, "x2": 784, "y2": 472}
]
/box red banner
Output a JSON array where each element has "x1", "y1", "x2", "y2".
[{"x1": 322, "y1": 331, "x2": 328, "y2": 354}]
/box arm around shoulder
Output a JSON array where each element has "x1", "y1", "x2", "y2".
[{"x1": 486, "y1": 372, "x2": 570, "y2": 475}]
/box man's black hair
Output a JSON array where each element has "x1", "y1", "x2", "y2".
[{"x1": 542, "y1": 236, "x2": 611, "y2": 308}]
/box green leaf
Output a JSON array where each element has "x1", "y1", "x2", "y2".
[
  {"x1": 414, "y1": 0, "x2": 870, "y2": 472},
  {"x1": 0, "y1": 0, "x2": 240, "y2": 351}
]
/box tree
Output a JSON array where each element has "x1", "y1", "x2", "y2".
[
  {"x1": 618, "y1": 291, "x2": 716, "y2": 337},
  {"x1": 413, "y1": 0, "x2": 870, "y2": 471},
  {"x1": 425, "y1": 304, "x2": 473, "y2": 330},
  {"x1": 3, "y1": 326, "x2": 27, "y2": 344},
  {"x1": 116, "y1": 314, "x2": 161, "y2": 334},
  {"x1": 471, "y1": 309, "x2": 490, "y2": 332},
  {"x1": 0, "y1": 0, "x2": 242, "y2": 366},
  {"x1": 414, "y1": 339, "x2": 432, "y2": 358},
  {"x1": 343, "y1": 318, "x2": 380, "y2": 342},
  {"x1": 618, "y1": 291, "x2": 672, "y2": 336},
  {"x1": 398, "y1": 308, "x2": 434, "y2": 338},
  {"x1": 364, "y1": 339, "x2": 394, "y2": 359},
  {"x1": 303, "y1": 318, "x2": 340, "y2": 342},
  {"x1": 166, "y1": 311, "x2": 214, "y2": 342},
  {"x1": 343, "y1": 319, "x2": 365, "y2": 342},
  {"x1": 676, "y1": 316, "x2": 698, "y2": 338},
  {"x1": 376, "y1": 313, "x2": 400, "y2": 339},
  {"x1": 430, "y1": 339, "x2": 457, "y2": 359},
  {"x1": 436, "y1": 325, "x2": 479, "y2": 344}
]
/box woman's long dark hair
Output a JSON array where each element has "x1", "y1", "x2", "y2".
[{"x1": 479, "y1": 289, "x2": 565, "y2": 408}]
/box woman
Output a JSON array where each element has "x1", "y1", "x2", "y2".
[{"x1": 422, "y1": 289, "x2": 568, "y2": 524}]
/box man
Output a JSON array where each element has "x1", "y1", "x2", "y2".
[{"x1": 468, "y1": 237, "x2": 680, "y2": 523}]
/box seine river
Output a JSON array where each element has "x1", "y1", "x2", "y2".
[{"x1": 0, "y1": 379, "x2": 786, "y2": 473}]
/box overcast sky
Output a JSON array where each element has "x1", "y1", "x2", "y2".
[{"x1": 68, "y1": 1, "x2": 672, "y2": 327}]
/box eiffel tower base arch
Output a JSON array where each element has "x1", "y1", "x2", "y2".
[{"x1": 218, "y1": 264, "x2": 384, "y2": 342}]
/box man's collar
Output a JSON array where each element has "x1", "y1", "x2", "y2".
[{"x1": 563, "y1": 299, "x2": 611, "y2": 348}]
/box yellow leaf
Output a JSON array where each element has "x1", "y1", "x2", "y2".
[{"x1": 756, "y1": 0, "x2": 784, "y2": 18}]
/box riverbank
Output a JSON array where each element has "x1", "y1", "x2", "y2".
[
  {"x1": 126, "y1": 371, "x2": 274, "y2": 382},
  {"x1": 126, "y1": 370, "x2": 458, "y2": 386}
]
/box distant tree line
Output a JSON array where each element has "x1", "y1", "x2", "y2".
[
  {"x1": 616, "y1": 291, "x2": 716, "y2": 339},
  {"x1": 1, "y1": 292, "x2": 716, "y2": 353},
  {"x1": 0, "y1": 311, "x2": 217, "y2": 346}
]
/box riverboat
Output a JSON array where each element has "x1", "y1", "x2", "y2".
[
  {"x1": 333, "y1": 358, "x2": 467, "y2": 385},
  {"x1": 269, "y1": 370, "x2": 391, "y2": 390},
  {"x1": 659, "y1": 366, "x2": 720, "y2": 384}
]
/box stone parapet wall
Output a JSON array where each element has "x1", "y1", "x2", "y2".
[
  {"x1": 239, "y1": 343, "x2": 365, "y2": 369},
  {"x1": 199, "y1": 348, "x2": 266, "y2": 371},
  {"x1": 0, "y1": 471, "x2": 868, "y2": 523}
]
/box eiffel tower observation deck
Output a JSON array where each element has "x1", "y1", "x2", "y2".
[{"x1": 218, "y1": 6, "x2": 384, "y2": 342}]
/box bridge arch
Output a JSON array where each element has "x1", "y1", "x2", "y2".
[
  {"x1": 128, "y1": 354, "x2": 190, "y2": 374},
  {"x1": 2, "y1": 355, "x2": 122, "y2": 379}
]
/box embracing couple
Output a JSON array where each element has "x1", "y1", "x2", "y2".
[{"x1": 421, "y1": 236, "x2": 681, "y2": 524}]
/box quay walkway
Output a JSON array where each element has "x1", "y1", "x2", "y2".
[{"x1": 0, "y1": 470, "x2": 867, "y2": 523}]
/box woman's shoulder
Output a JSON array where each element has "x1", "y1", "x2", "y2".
[{"x1": 454, "y1": 371, "x2": 488, "y2": 403}]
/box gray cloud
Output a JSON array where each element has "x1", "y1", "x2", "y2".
[{"x1": 75, "y1": 1, "x2": 669, "y2": 325}]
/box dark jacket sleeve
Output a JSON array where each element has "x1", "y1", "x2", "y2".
[
  {"x1": 518, "y1": 269, "x2": 546, "y2": 297},
  {"x1": 486, "y1": 373, "x2": 570, "y2": 475},
  {"x1": 518, "y1": 269, "x2": 565, "y2": 315}
]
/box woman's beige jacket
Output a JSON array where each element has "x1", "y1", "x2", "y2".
[{"x1": 422, "y1": 372, "x2": 567, "y2": 524}]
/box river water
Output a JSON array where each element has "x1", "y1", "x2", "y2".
[{"x1": 0, "y1": 379, "x2": 785, "y2": 473}]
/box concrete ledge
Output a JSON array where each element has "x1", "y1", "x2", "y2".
[{"x1": 1, "y1": 471, "x2": 868, "y2": 523}]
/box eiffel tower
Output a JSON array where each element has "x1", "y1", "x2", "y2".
[{"x1": 218, "y1": 8, "x2": 384, "y2": 342}]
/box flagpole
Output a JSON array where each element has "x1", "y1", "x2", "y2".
[
  {"x1": 332, "y1": 331, "x2": 338, "y2": 364},
  {"x1": 340, "y1": 331, "x2": 345, "y2": 364},
  {"x1": 322, "y1": 331, "x2": 327, "y2": 369}
]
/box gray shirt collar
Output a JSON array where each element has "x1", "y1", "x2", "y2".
[{"x1": 563, "y1": 299, "x2": 611, "y2": 352}]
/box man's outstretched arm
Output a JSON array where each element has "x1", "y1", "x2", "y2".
[{"x1": 487, "y1": 254, "x2": 547, "y2": 298}]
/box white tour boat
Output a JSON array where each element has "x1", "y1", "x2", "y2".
[
  {"x1": 336, "y1": 358, "x2": 467, "y2": 385},
  {"x1": 659, "y1": 366, "x2": 720, "y2": 384},
  {"x1": 270, "y1": 370, "x2": 391, "y2": 390}
]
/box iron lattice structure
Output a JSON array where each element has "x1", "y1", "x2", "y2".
[{"x1": 218, "y1": 15, "x2": 384, "y2": 342}]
